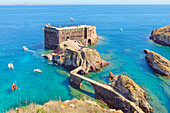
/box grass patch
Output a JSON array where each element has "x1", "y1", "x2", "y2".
[{"x1": 36, "y1": 108, "x2": 45, "y2": 113}]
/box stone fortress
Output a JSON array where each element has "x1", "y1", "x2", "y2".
[
  {"x1": 43, "y1": 24, "x2": 153, "y2": 113},
  {"x1": 44, "y1": 24, "x2": 98, "y2": 49}
]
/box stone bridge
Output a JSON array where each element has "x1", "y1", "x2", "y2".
[{"x1": 69, "y1": 66, "x2": 144, "y2": 113}]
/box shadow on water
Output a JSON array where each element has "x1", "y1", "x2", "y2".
[
  {"x1": 7, "y1": 88, "x2": 13, "y2": 94},
  {"x1": 60, "y1": 78, "x2": 74, "y2": 99},
  {"x1": 3, "y1": 68, "x2": 10, "y2": 71},
  {"x1": 30, "y1": 42, "x2": 44, "y2": 50}
]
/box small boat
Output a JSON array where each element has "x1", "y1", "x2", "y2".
[
  {"x1": 12, "y1": 82, "x2": 17, "y2": 91},
  {"x1": 120, "y1": 28, "x2": 123, "y2": 32},
  {"x1": 23, "y1": 46, "x2": 28, "y2": 51},
  {"x1": 70, "y1": 17, "x2": 75, "y2": 21},
  {"x1": 8, "y1": 63, "x2": 14, "y2": 69},
  {"x1": 34, "y1": 69, "x2": 42, "y2": 73}
]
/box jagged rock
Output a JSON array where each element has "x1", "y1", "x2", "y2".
[
  {"x1": 150, "y1": 25, "x2": 170, "y2": 46},
  {"x1": 143, "y1": 49, "x2": 149, "y2": 54},
  {"x1": 110, "y1": 75, "x2": 153, "y2": 113},
  {"x1": 53, "y1": 40, "x2": 108, "y2": 74},
  {"x1": 42, "y1": 54, "x2": 53, "y2": 61},
  {"x1": 109, "y1": 71, "x2": 114, "y2": 80},
  {"x1": 143, "y1": 49, "x2": 170, "y2": 77}
]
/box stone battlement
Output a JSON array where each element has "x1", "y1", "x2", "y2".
[{"x1": 44, "y1": 24, "x2": 98, "y2": 50}]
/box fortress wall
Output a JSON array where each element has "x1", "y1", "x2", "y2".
[
  {"x1": 44, "y1": 27, "x2": 59, "y2": 49},
  {"x1": 44, "y1": 25, "x2": 98, "y2": 50},
  {"x1": 92, "y1": 84, "x2": 139, "y2": 113},
  {"x1": 87, "y1": 26, "x2": 98, "y2": 45}
]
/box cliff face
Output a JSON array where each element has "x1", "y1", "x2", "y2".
[
  {"x1": 143, "y1": 49, "x2": 170, "y2": 78},
  {"x1": 110, "y1": 74, "x2": 153, "y2": 113},
  {"x1": 150, "y1": 25, "x2": 170, "y2": 46},
  {"x1": 53, "y1": 40, "x2": 108, "y2": 74}
]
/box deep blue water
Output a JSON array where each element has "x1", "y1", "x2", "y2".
[{"x1": 0, "y1": 5, "x2": 169, "y2": 112}]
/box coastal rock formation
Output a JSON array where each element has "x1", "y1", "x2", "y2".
[
  {"x1": 150, "y1": 25, "x2": 170, "y2": 46},
  {"x1": 70, "y1": 69, "x2": 145, "y2": 113},
  {"x1": 42, "y1": 54, "x2": 53, "y2": 61},
  {"x1": 53, "y1": 40, "x2": 108, "y2": 74},
  {"x1": 109, "y1": 71, "x2": 114, "y2": 80},
  {"x1": 143, "y1": 49, "x2": 170, "y2": 77},
  {"x1": 7, "y1": 98, "x2": 123, "y2": 113},
  {"x1": 110, "y1": 74, "x2": 153, "y2": 113}
]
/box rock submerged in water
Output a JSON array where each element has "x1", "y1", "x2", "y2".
[
  {"x1": 110, "y1": 74, "x2": 153, "y2": 113},
  {"x1": 149, "y1": 25, "x2": 170, "y2": 46},
  {"x1": 143, "y1": 49, "x2": 170, "y2": 78}
]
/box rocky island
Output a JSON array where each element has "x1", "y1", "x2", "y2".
[
  {"x1": 143, "y1": 49, "x2": 170, "y2": 78},
  {"x1": 52, "y1": 40, "x2": 108, "y2": 74},
  {"x1": 109, "y1": 74, "x2": 153, "y2": 112},
  {"x1": 43, "y1": 40, "x2": 108, "y2": 74},
  {"x1": 42, "y1": 25, "x2": 153, "y2": 113},
  {"x1": 149, "y1": 25, "x2": 170, "y2": 46}
]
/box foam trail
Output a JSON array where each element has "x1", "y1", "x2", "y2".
[{"x1": 26, "y1": 49, "x2": 36, "y2": 55}]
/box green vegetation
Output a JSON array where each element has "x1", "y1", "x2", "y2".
[
  {"x1": 43, "y1": 50, "x2": 53, "y2": 54},
  {"x1": 36, "y1": 108, "x2": 45, "y2": 113},
  {"x1": 128, "y1": 102, "x2": 132, "y2": 106},
  {"x1": 7, "y1": 98, "x2": 117, "y2": 113},
  {"x1": 20, "y1": 106, "x2": 28, "y2": 110}
]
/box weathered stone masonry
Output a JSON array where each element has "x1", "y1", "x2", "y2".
[
  {"x1": 69, "y1": 66, "x2": 144, "y2": 113},
  {"x1": 44, "y1": 25, "x2": 98, "y2": 49}
]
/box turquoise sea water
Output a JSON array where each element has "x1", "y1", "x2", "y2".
[{"x1": 0, "y1": 5, "x2": 170, "y2": 112}]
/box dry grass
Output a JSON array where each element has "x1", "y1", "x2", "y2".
[{"x1": 7, "y1": 98, "x2": 122, "y2": 113}]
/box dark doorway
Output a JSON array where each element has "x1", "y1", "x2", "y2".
[
  {"x1": 88, "y1": 39, "x2": 91, "y2": 45},
  {"x1": 84, "y1": 28, "x2": 87, "y2": 39},
  {"x1": 66, "y1": 35, "x2": 69, "y2": 40}
]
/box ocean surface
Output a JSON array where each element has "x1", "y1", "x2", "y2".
[{"x1": 0, "y1": 5, "x2": 169, "y2": 112}]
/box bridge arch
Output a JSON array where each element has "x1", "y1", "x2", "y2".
[
  {"x1": 69, "y1": 73, "x2": 97, "y2": 97},
  {"x1": 69, "y1": 66, "x2": 144, "y2": 113},
  {"x1": 80, "y1": 80, "x2": 95, "y2": 97}
]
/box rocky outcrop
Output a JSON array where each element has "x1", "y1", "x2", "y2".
[
  {"x1": 110, "y1": 74, "x2": 153, "y2": 113},
  {"x1": 53, "y1": 40, "x2": 108, "y2": 74},
  {"x1": 109, "y1": 71, "x2": 114, "y2": 80},
  {"x1": 7, "y1": 98, "x2": 123, "y2": 113},
  {"x1": 42, "y1": 53, "x2": 53, "y2": 61},
  {"x1": 143, "y1": 49, "x2": 170, "y2": 77},
  {"x1": 150, "y1": 25, "x2": 170, "y2": 46}
]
